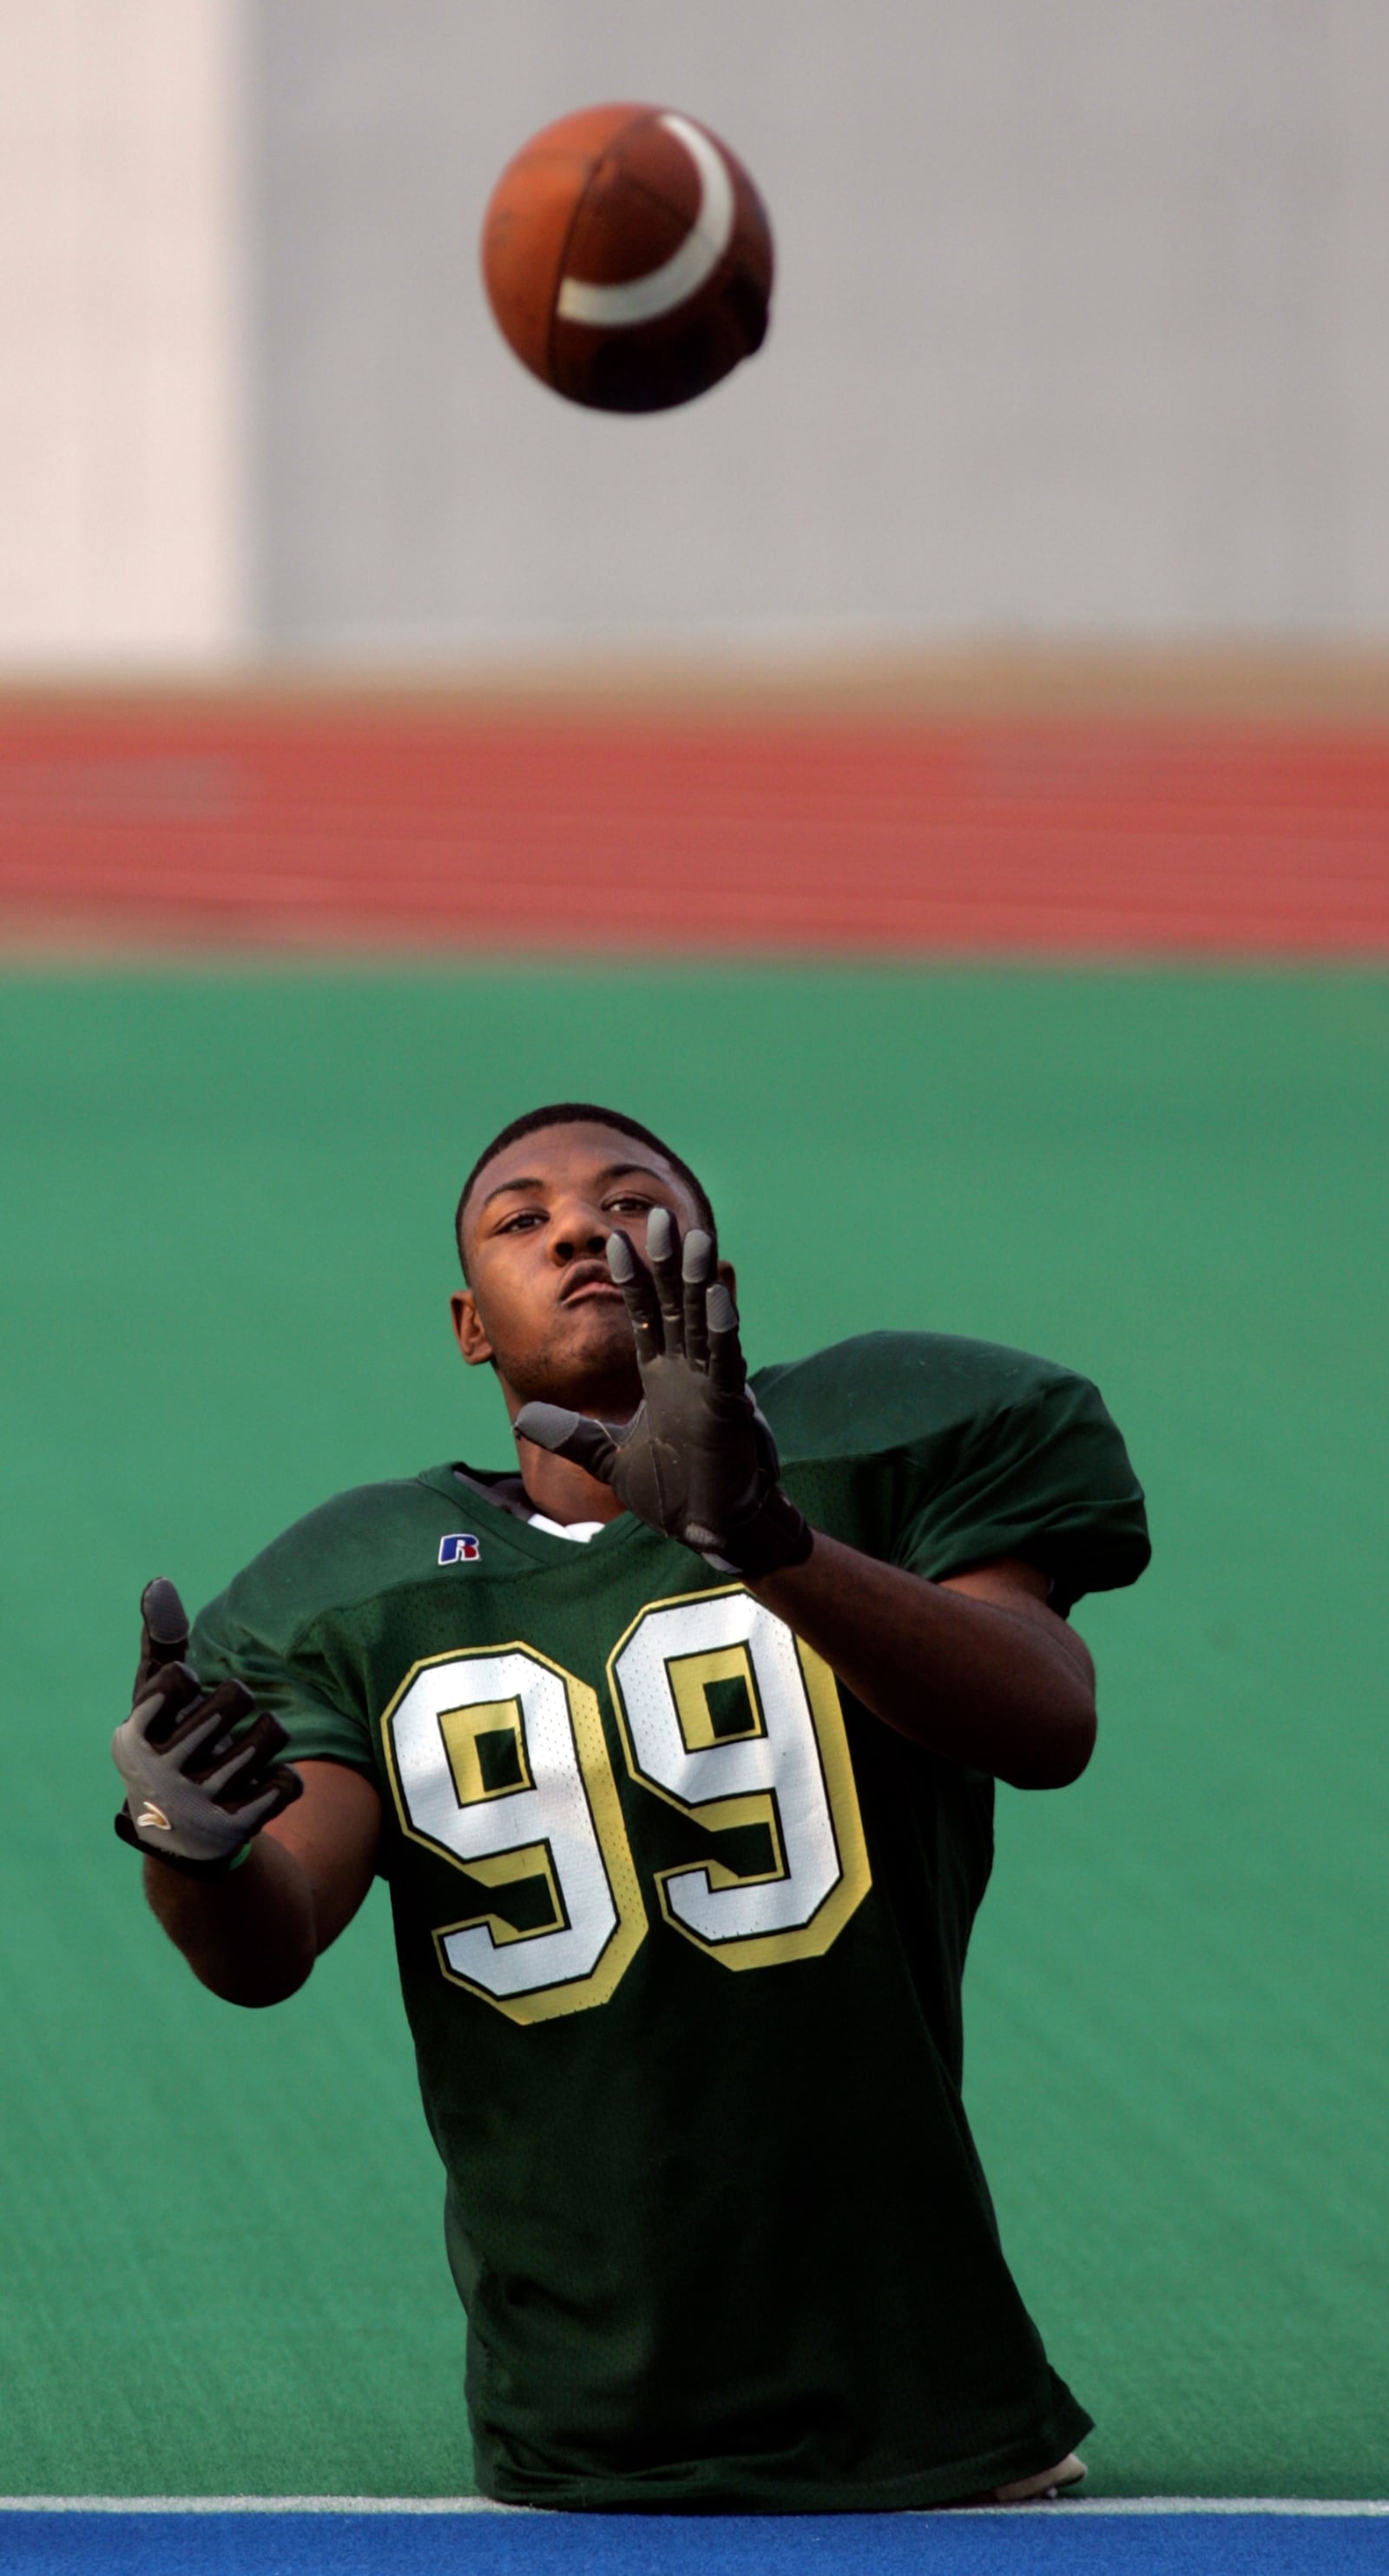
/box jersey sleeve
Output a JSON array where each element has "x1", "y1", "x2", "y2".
[
  {"x1": 190, "y1": 1590, "x2": 378, "y2": 1777},
  {"x1": 892, "y1": 1369, "x2": 1149, "y2": 1611}
]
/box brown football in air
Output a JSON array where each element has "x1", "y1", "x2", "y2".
[{"x1": 481, "y1": 103, "x2": 773, "y2": 412}]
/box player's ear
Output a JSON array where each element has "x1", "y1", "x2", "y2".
[
  {"x1": 716, "y1": 1258, "x2": 737, "y2": 1305},
  {"x1": 451, "y1": 1288, "x2": 494, "y2": 1368}
]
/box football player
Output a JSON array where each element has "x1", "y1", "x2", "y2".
[{"x1": 113, "y1": 1103, "x2": 1149, "y2": 2510}]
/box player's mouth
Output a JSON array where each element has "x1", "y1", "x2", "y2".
[{"x1": 559, "y1": 1262, "x2": 625, "y2": 1307}]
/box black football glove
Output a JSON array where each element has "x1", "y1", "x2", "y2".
[
  {"x1": 111, "y1": 1578, "x2": 303, "y2": 1876},
  {"x1": 514, "y1": 1209, "x2": 813, "y2": 1578}
]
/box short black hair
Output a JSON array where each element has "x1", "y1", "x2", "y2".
[{"x1": 455, "y1": 1103, "x2": 716, "y2": 1277}]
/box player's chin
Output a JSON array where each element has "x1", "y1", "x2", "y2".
[
  {"x1": 535, "y1": 1295, "x2": 636, "y2": 1387},
  {"x1": 551, "y1": 1291, "x2": 633, "y2": 1360},
  {"x1": 500, "y1": 1290, "x2": 630, "y2": 1393}
]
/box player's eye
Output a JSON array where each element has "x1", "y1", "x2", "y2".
[
  {"x1": 605, "y1": 1193, "x2": 654, "y2": 1217},
  {"x1": 497, "y1": 1208, "x2": 547, "y2": 1234}
]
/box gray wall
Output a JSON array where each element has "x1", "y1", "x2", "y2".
[{"x1": 253, "y1": 0, "x2": 1389, "y2": 650}]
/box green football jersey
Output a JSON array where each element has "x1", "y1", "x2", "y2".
[{"x1": 192, "y1": 1332, "x2": 1149, "y2": 2511}]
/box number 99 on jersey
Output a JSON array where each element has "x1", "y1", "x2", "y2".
[{"x1": 381, "y1": 1587, "x2": 873, "y2": 2025}]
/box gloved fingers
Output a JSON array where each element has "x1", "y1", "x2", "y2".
[
  {"x1": 645, "y1": 1206, "x2": 686, "y2": 1358},
  {"x1": 127, "y1": 1661, "x2": 205, "y2": 1747},
  {"x1": 221, "y1": 1762, "x2": 304, "y2": 1832},
  {"x1": 196, "y1": 1708, "x2": 291, "y2": 1799},
  {"x1": 706, "y1": 1280, "x2": 748, "y2": 1396},
  {"x1": 162, "y1": 1677, "x2": 259, "y2": 1770},
  {"x1": 681, "y1": 1229, "x2": 714, "y2": 1371},
  {"x1": 265, "y1": 1759, "x2": 305, "y2": 1815},
  {"x1": 514, "y1": 1401, "x2": 621, "y2": 1484},
  {"x1": 134, "y1": 1577, "x2": 191, "y2": 1702},
  {"x1": 606, "y1": 1229, "x2": 664, "y2": 1365}
]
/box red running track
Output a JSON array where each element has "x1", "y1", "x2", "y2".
[{"x1": 1, "y1": 700, "x2": 1386, "y2": 953}]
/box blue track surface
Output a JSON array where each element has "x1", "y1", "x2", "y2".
[{"x1": 3, "y1": 2517, "x2": 1386, "y2": 2576}]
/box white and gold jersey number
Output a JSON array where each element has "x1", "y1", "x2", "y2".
[
  {"x1": 607, "y1": 1589, "x2": 871, "y2": 1971},
  {"x1": 382, "y1": 1645, "x2": 645, "y2": 2025},
  {"x1": 382, "y1": 1588, "x2": 871, "y2": 2024}
]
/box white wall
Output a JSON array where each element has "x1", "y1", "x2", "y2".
[
  {"x1": 2, "y1": 2, "x2": 1385, "y2": 664},
  {"x1": 254, "y1": 0, "x2": 1389, "y2": 651},
  {"x1": 0, "y1": 0, "x2": 247, "y2": 665}
]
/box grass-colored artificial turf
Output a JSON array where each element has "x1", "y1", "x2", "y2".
[{"x1": 1, "y1": 965, "x2": 1385, "y2": 2498}]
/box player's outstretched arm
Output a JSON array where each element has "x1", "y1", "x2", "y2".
[
  {"x1": 750, "y1": 1539, "x2": 1097, "y2": 1791},
  {"x1": 141, "y1": 1760, "x2": 382, "y2": 2007},
  {"x1": 114, "y1": 1583, "x2": 381, "y2": 2006}
]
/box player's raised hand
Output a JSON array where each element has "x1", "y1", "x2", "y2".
[
  {"x1": 111, "y1": 1578, "x2": 303, "y2": 1876},
  {"x1": 515, "y1": 1209, "x2": 813, "y2": 1578}
]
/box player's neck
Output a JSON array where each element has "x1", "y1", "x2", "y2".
[
  {"x1": 512, "y1": 1440, "x2": 626, "y2": 1527},
  {"x1": 499, "y1": 1363, "x2": 635, "y2": 1526}
]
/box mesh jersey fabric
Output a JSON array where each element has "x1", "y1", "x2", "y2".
[{"x1": 190, "y1": 1331, "x2": 1149, "y2": 2511}]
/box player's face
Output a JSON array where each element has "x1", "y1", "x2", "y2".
[{"x1": 452, "y1": 1123, "x2": 710, "y2": 1415}]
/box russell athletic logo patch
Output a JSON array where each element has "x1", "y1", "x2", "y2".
[{"x1": 438, "y1": 1532, "x2": 482, "y2": 1566}]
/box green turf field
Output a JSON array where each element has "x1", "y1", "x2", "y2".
[{"x1": 2, "y1": 966, "x2": 1385, "y2": 2500}]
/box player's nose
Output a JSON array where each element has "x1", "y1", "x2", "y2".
[{"x1": 548, "y1": 1196, "x2": 609, "y2": 1263}]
